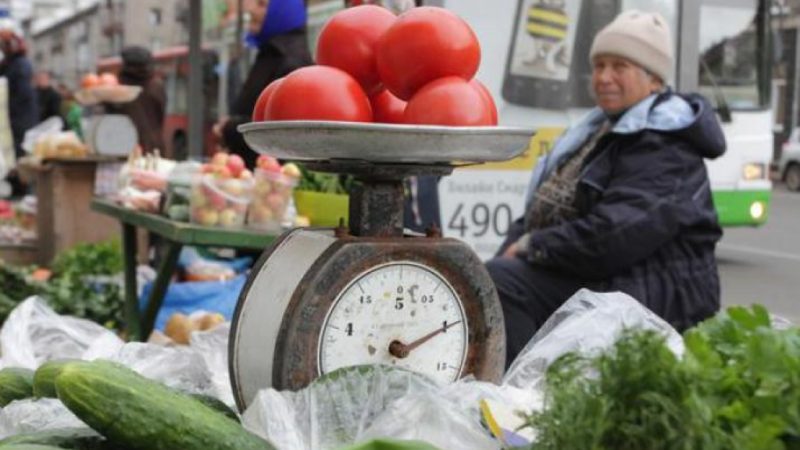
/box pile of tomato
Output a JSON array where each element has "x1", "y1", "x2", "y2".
[{"x1": 252, "y1": 5, "x2": 497, "y2": 127}]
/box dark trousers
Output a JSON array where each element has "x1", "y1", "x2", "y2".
[{"x1": 486, "y1": 256, "x2": 590, "y2": 368}]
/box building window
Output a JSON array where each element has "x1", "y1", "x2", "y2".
[{"x1": 150, "y1": 8, "x2": 162, "y2": 26}]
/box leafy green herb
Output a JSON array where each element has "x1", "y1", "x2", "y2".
[
  {"x1": 296, "y1": 164, "x2": 358, "y2": 194},
  {"x1": 0, "y1": 241, "x2": 125, "y2": 330},
  {"x1": 523, "y1": 306, "x2": 800, "y2": 450}
]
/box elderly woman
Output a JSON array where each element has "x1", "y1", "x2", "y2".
[
  {"x1": 487, "y1": 10, "x2": 726, "y2": 365},
  {"x1": 217, "y1": 0, "x2": 313, "y2": 169}
]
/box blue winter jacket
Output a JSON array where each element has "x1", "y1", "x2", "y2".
[{"x1": 504, "y1": 91, "x2": 725, "y2": 331}]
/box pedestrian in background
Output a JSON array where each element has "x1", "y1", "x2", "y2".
[
  {"x1": 0, "y1": 28, "x2": 38, "y2": 197},
  {"x1": 215, "y1": 0, "x2": 313, "y2": 169},
  {"x1": 106, "y1": 46, "x2": 166, "y2": 154},
  {"x1": 34, "y1": 70, "x2": 62, "y2": 122}
]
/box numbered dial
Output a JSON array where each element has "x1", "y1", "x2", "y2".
[{"x1": 318, "y1": 262, "x2": 468, "y2": 383}]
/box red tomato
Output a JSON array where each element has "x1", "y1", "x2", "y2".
[
  {"x1": 470, "y1": 79, "x2": 498, "y2": 126},
  {"x1": 376, "y1": 7, "x2": 480, "y2": 100},
  {"x1": 404, "y1": 77, "x2": 493, "y2": 126},
  {"x1": 370, "y1": 89, "x2": 407, "y2": 124},
  {"x1": 316, "y1": 5, "x2": 396, "y2": 96},
  {"x1": 267, "y1": 66, "x2": 373, "y2": 122},
  {"x1": 252, "y1": 78, "x2": 284, "y2": 121}
]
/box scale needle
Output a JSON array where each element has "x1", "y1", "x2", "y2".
[{"x1": 388, "y1": 320, "x2": 462, "y2": 359}]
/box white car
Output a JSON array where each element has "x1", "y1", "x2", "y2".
[{"x1": 778, "y1": 129, "x2": 800, "y2": 191}]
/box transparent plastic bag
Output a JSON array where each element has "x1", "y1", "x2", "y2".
[
  {"x1": 242, "y1": 366, "x2": 440, "y2": 450},
  {"x1": 0, "y1": 297, "x2": 124, "y2": 370},
  {"x1": 105, "y1": 342, "x2": 216, "y2": 396},
  {"x1": 0, "y1": 399, "x2": 85, "y2": 438},
  {"x1": 190, "y1": 322, "x2": 235, "y2": 406},
  {"x1": 502, "y1": 288, "x2": 683, "y2": 392},
  {"x1": 357, "y1": 391, "x2": 501, "y2": 450}
]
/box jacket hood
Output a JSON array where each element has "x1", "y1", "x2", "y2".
[
  {"x1": 611, "y1": 91, "x2": 726, "y2": 159},
  {"x1": 246, "y1": 0, "x2": 307, "y2": 48}
]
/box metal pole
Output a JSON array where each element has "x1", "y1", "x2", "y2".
[{"x1": 188, "y1": 0, "x2": 204, "y2": 159}]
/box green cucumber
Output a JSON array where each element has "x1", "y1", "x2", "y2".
[
  {"x1": 0, "y1": 368, "x2": 35, "y2": 406},
  {"x1": 0, "y1": 428, "x2": 109, "y2": 450},
  {"x1": 187, "y1": 393, "x2": 240, "y2": 422},
  {"x1": 55, "y1": 360, "x2": 272, "y2": 450},
  {"x1": 33, "y1": 360, "x2": 81, "y2": 399}
]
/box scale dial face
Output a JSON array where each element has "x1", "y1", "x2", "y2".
[{"x1": 318, "y1": 261, "x2": 468, "y2": 383}]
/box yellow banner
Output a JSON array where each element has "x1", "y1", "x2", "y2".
[{"x1": 468, "y1": 127, "x2": 564, "y2": 171}]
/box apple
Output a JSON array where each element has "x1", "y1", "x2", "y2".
[
  {"x1": 214, "y1": 165, "x2": 232, "y2": 179},
  {"x1": 206, "y1": 189, "x2": 227, "y2": 210},
  {"x1": 281, "y1": 163, "x2": 301, "y2": 179},
  {"x1": 197, "y1": 208, "x2": 219, "y2": 226},
  {"x1": 227, "y1": 154, "x2": 245, "y2": 178},
  {"x1": 190, "y1": 206, "x2": 204, "y2": 222},
  {"x1": 190, "y1": 190, "x2": 207, "y2": 208},
  {"x1": 266, "y1": 192, "x2": 286, "y2": 213},
  {"x1": 211, "y1": 152, "x2": 229, "y2": 167},
  {"x1": 255, "y1": 180, "x2": 272, "y2": 196},
  {"x1": 250, "y1": 204, "x2": 274, "y2": 223},
  {"x1": 219, "y1": 208, "x2": 240, "y2": 227},
  {"x1": 223, "y1": 179, "x2": 244, "y2": 196},
  {"x1": 257, "y1": 155, "x2": 281, "y2": 172},
  {"x1": 240, "y1": 169, "x2": 253, "y2": 180}
]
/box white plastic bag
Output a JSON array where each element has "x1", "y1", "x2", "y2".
[
  {"x1": 0, "y1": 399, "x2": 85, "y2": 438},
  {"x1": 502, "y1": 288, "x2": 683, "y2": 392},
  {"x1": 0, "y1": 297, "x2": 124, "y2": 369},
  {"x1": 190, "y1": 322, "x2": 235, "y2": 405},
  {"x1": 242, "y1": 366, "x2": 440, "y2": 450},
  {"x1": 358, "y1": 391, "x2": 501, "y2": 450},
  {"x1": 105, "y1": 342, "x2": 216, "y2": 396}
]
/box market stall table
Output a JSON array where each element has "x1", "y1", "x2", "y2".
[
  {"x1": 16, "y1": 156, "x2": 124, "y2": 264},
  {"x1": 91, "y1": 198, "x2": 277, "y2": 341}
]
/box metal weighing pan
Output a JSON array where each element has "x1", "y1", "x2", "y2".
[{"x1": 238, "y1": 121, "x2": 535, "y2": 165}]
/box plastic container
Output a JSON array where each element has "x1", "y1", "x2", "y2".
[
  {"x1": 247, "y1": 169, "x2": 297, "y2": 231},
  {"x1": 189, "y1": 174, "x2": 254, "y2": 228},
  {"x1": 293, "y1": 190, "x2": 349, "y2": 227}
]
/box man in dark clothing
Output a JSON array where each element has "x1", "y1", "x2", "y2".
[
  {"x1": 34, "y1": 71, "x2": 61, "y2": 122},
  {"x1": 487, "y1": 10, "x2": 725, "y2": 365},
  {"x1": 106, "y1": 46, "x2": 166, "y2": 154},
  {"x1": 217, "y1": 0, "x2": 313, "y2": 169}
]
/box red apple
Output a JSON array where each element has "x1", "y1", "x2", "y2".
[
  {"x1": 226, "y1": 154, "x2": 245, "y2": 178},
  {"x1": 257, "y1": 155, "x2": 281, "y2": 173}
]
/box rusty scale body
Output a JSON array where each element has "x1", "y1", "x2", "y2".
[{"x1": 229, "y1": 121, "x2": 533, "y2": 411}]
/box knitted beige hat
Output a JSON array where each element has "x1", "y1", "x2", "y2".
[{"x1": 589, "y1": 10, "x2": 673, "y2": 82}]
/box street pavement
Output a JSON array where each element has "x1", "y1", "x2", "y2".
[{"x1": 718, "y1": 185, "x2": 800, "y2": 323}]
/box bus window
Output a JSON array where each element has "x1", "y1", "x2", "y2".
[
  {"x1": 698, "y1": 0, "x2": 765, "y2": 110},
  {"x1": 502, "y1": 0, "x2": 679, "y2": 110}
]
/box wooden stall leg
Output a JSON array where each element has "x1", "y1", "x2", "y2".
[{"x1": 140, "y1": 242, "x2": 183, "y2": 341}]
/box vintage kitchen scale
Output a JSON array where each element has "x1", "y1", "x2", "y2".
[{"x1": 229, "y1": 121, "x2": 534, "y2": 411}]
